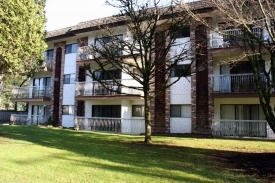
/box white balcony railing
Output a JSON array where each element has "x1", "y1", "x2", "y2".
[
  {"x1": 10, "y1": 114, "x2": 49, "y2": 125},
  {"x1": 12, "y1": 86, "x2": 51, "y2": 99},
  {"x1": 75, "y1": 79, "x2": 143, "y2": 96},
  {"x1": 211, "y1": 27, "x2": 271, "y2": 48},
  {"x1": 211, "y1": 119, "x2": 275, "y2": 139},
  {"x1": 74, "y1": 117, "x2": 145, "y2": 134},
  {"x1": 210, "y1": 73, "x2": 266, "y2": 93},
  {"x1": 76, "y1": 46, "x2": 124, "y2": 61},
  {"x1": 76, "y1": 46, "x2": 95, "y2": 60}
]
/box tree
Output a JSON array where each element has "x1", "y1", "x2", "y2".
[
  {"x1": 181, "y1": 0, "x2": 275, "y2": 133},
  {"x1": 0, "y1": 74, "x2": 30, "y2": 110},
  {"x1": 83, "y1": 0, "x2": 193, "y2": 143},
  {"x1": 0, "y1": 0, "x2": 47, "y2": 85}
]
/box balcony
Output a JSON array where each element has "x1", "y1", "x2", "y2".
[
  {"x1": 10, "y1": 114, "x2": 49, "y2": 125},
  {"x1": 74, "y1": 117, "x2": 145, "y2": 134},
  {"x1": 210, "y1": 27, "x2": 270, "y2": 49},
  {"x1": 76, "y1": 46, "x2": 94, "y2": 61},
  {"x1": 11, "y1": 86, "x2": 51, "y2": 102},
  {"x1": 75, "y1": 79, "x2": 143, "y2": 100},
  {"x1": 76, "y1": 46, "x2": 130, "y2": 66},
  {"x1": 210, "y1": 74, "x2": 268, "y2": 97},
  {"x1": 211, "y1": 119, "x2": 275, "y2": 139}
]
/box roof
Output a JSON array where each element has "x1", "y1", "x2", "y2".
[{"x1": 45, "y1": 0, "x2": 214, "y2": 41}]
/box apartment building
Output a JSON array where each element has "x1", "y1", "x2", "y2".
[{"x1": 10, "y1": 1, "x2": 275, "y2": 138}]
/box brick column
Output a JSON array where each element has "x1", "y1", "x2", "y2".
[
  {"x1": 191, "y1": 20, "x2": 213, "y2": 134},
  {"x1": 151, "y1": 30, "x2": 170, "y2": 133},
  {"x1": 50, "y1": 42, "x2": 66, "y2": 126}
]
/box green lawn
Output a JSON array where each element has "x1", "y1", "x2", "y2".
[{"x1": 0, "y1": 125, "x2": 274, "y2": 183}]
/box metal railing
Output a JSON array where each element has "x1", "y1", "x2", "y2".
[
  {"x1": 74, "y1": 117, "x2": 145, "y2": 134},
  {"x1": 12, "y1": 86, "x2": 51, "y2": 98},
  {"x1": 75, "y1": 117, "x2": 122, "y2": 132},
  {"x1": 75, "y1": 79, "x2": 143, "y2": 96},
  {"x1": 76, "y1": 46, "x2": 123, "y2": 61},
  {"x1": 211, "y1": 27, "x2": 270, "y2": 48},
  {"x1": 211, "y1": 119, "x2": 275, "y2": 138},
  {"x1": 10, "y1": 114, "x2": 49, "y2": 125},
  {"x1": 210, "y1": 73, "x2": 266, "y2": 93},
  {"x1": 76, "y1": 46, "x2": 95, "y2": 60}
]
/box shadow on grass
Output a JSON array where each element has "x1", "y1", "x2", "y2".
[{"x1": 0, "y1": 125, "x2": 272, "y2": 182}]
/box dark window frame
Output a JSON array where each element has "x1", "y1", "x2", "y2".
[
  {"x1": 65, "y1": 43, "x2": 77, "y2": 54},
  {"x1": 170, "y1": 105, "x2": 191, "y2": 118},
  {"x1": 132, "y1": 105, "x2": 145, "y2": 117},
  {"x1": 170, "y1": 64, "x2": 191, "y2": 77},
  {"x1": 92, "y1": 105, "x2": 121, "y2": 118},
  {"x1": 62, "y1": 105, "x2": 74, "y2": 115},
  {"x1": 63, "y1": 74, "x2": 75, "y2": 84}
]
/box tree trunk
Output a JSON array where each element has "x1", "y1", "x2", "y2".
[{"x1": 144, "y1": 92, "x2": 152, "y2": 143}]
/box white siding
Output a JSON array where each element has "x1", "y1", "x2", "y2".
[
  {"x1": 64, "y1": 53, "x2": 76, "y2": 74},
  {"x1": 170, "y1": 118, "x2": 191, "y2": 133},
  {"x1": 62, "y1": 115, "x2": 74, "y2": 127},
  {"x1": 170, "y1": 77, "x2": 191, "y2": 104},
  {"x1": 62, "y1": 84, "x2": 75, "y2": 105}
]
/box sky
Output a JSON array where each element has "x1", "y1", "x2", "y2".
[
  {"x1": 45, "y1": 0, "x2": 118, "y2": 31},
  {"x1": 45, "y1": 0, "x2": 199, "y2": 31}
]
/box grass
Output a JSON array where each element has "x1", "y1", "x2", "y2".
[{"x1": 0, "y1": 125, "x2": 274, "y2": 183}]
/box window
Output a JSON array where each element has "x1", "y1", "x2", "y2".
[
  {"x1": 92, "y1": 105, "x2": 121, "y2": 118},
  {"x1": 33, "y1": 77, "x2": 51, "y2": 87},
  {"x1": 93, "y1": 69, "x2": 121, "y2": 80},
  {"x1": 95, "y1": 35, "x2": 123, "y2": 55},
  {"x1": 170, "y1": 64, "x2": 191, "y2": 77},
  {"x1": 63, "y1": 74, "x2": 75, "y2": 84},
  {"x1": 221, "y1": 104, "x2": 265, "y2": 120},
  {"x1": 32, "y1": 105, "x2": 50, "y2": 116},
  {"x1": 170, "y1": 105, "x2": 191, "y2": 118},
  {"x1": 95, "y1": 35, "x2": 123, "y2": 44},
  {"x1": 171, "y1": 26, "x2": 190, "y2": 39},
  {"x1": 62, "y1": 105, "x2": 74, "y2": 115},
  {"x1": 132, "y1": 105, "x2": 145, "y2": 117},
  {"x1": 65, "y1": 43, "x2": 77, "y2": 54},
  {"x1": 45, "y1": 49, "x2": 54, "y2": 61}
]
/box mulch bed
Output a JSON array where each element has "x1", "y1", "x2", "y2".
[{"x1": 211, "y1": 152, "x2": 275, "y2": 183}]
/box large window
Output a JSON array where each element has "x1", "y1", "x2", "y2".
[
  {"x1": 170, "y1": 64, "x2": 191, "y2": 77},
  {"x1": 132, "y1": 105, "x2": 145, "y2": 117},
  {"x1": 63, "y1": 74, "x2": 75, "y2": 84},
  {"x1": 65, "y1": 43, "x2": 77, "y2": 54},
  {"x1": 93, "y1": 69, "x2": 121, "y2": 80},
  {"x1": 95, "y1": 35, "x2": 123, "y2": 55},
  {"x1": 92, "y1": 105, "x2": 121, "y2": 118},
  {"x1": 170, "y1": 105, "x2": 191, "y2": 118},
  {"x1": 62, "y1": 105, "x2": 74, "y2": 115},
  {"x1": 221, "y1": 104, "x2": 264, "y2": 120},
  {"x1": 32, "y1": 105, "x2": 50, "y2": 116},
  {"x1": 33, "y1": 77, "x2": 51, "y2": 87}
]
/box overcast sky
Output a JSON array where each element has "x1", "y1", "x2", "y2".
[{"x1": 45, "y1": 0, "x2": 117, "y2": 31}]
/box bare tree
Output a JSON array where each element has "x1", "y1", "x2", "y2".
[
  {"x1": 83, "y1": 0, "x2": 193, "y2": 143},
  {"x1": 182, "y1": 0, "x2": 275, "y2": 133}
]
